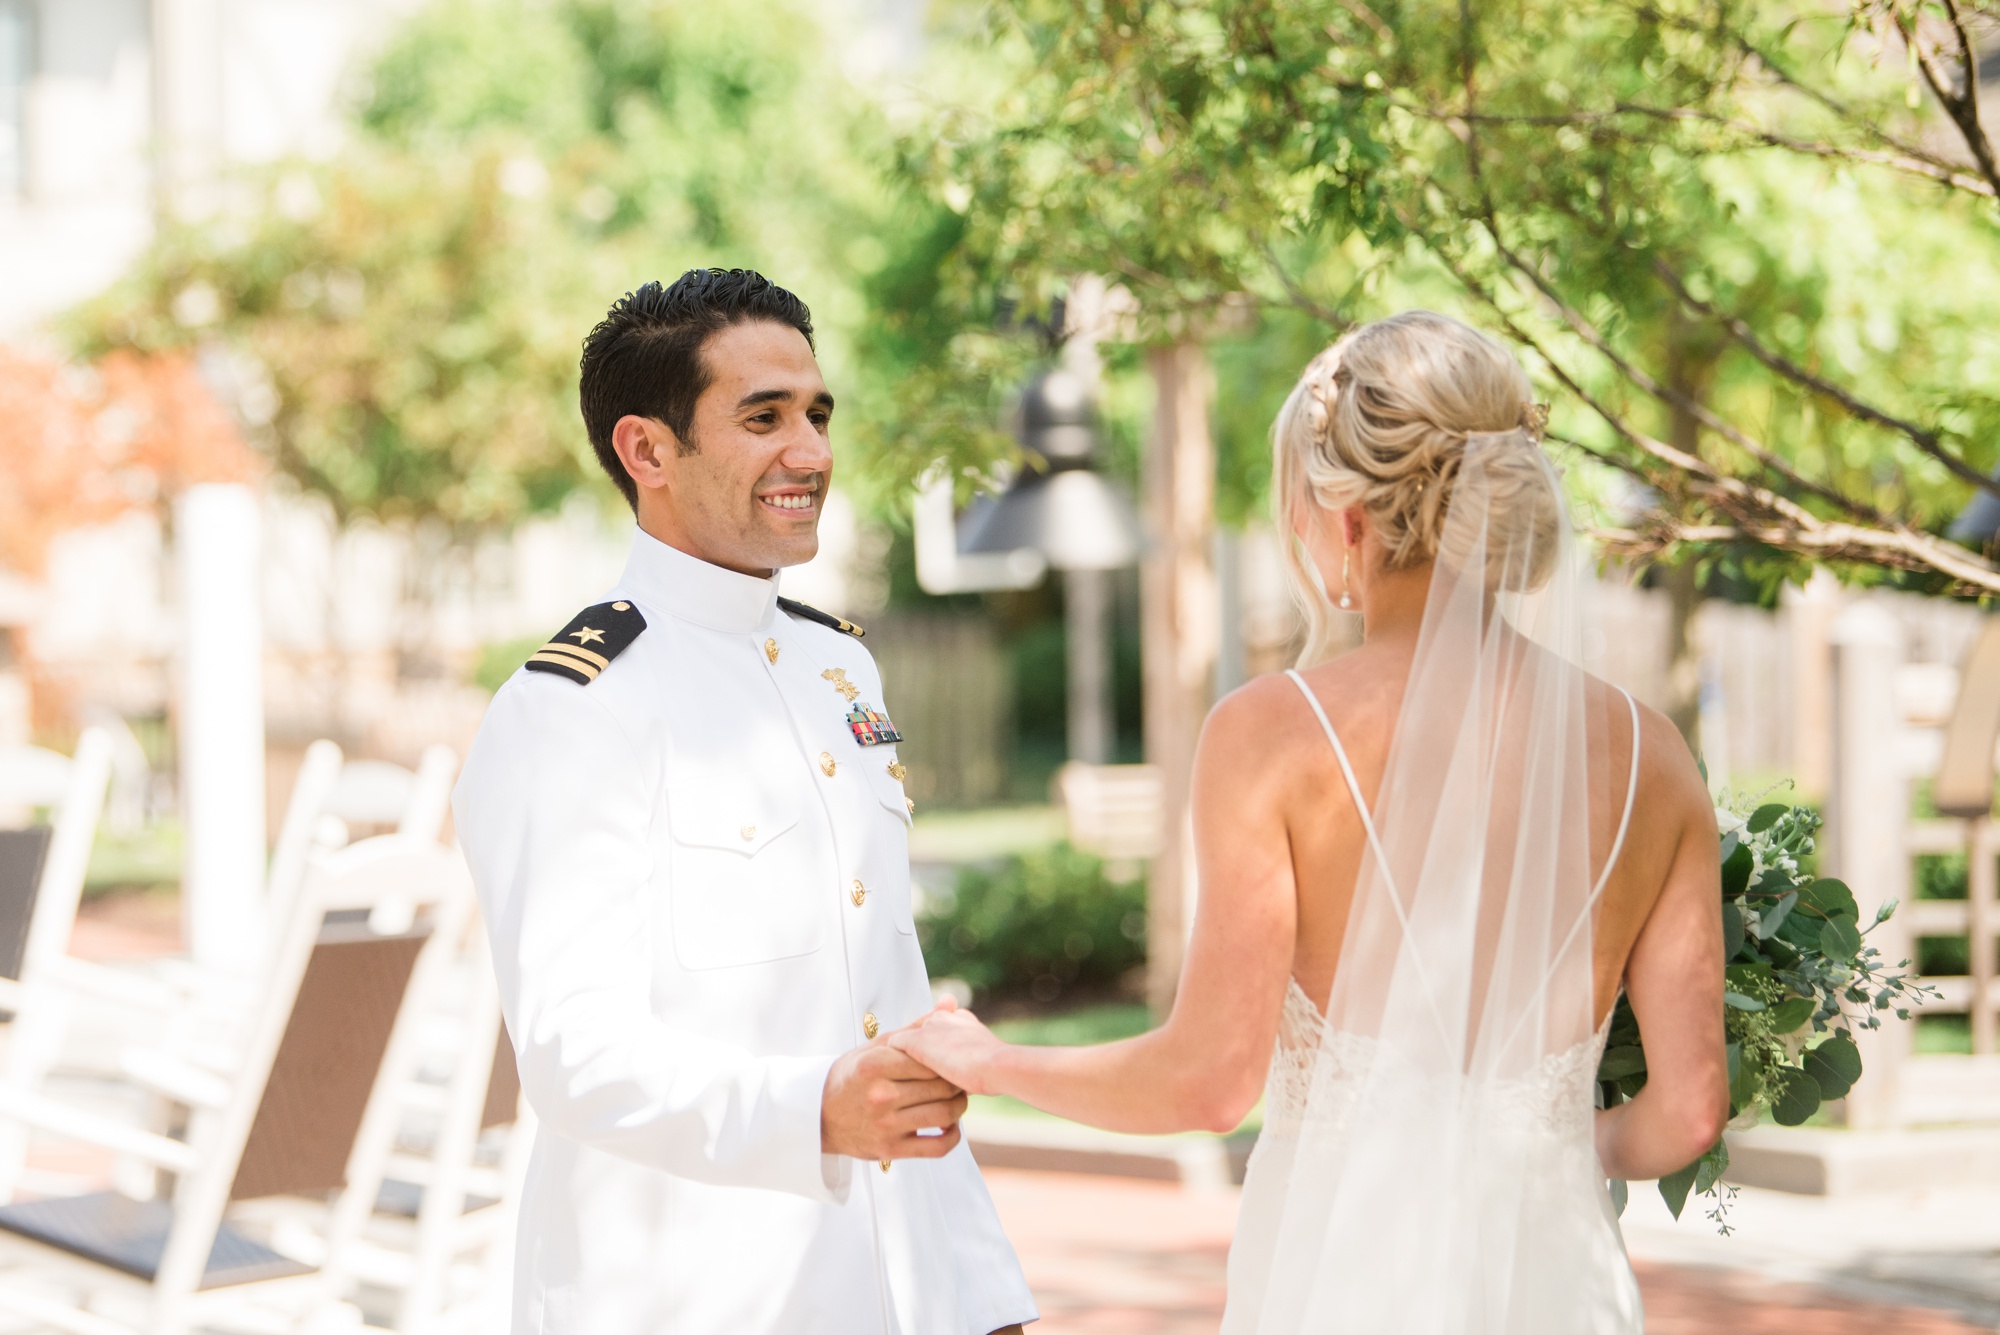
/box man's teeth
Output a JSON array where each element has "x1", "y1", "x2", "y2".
[{"x1": 765, "y1": 494, "x2": 814, "y2": 510}]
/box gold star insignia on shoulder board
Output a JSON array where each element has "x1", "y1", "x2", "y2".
[{"x1": 524, "y1": 600, "x2": 647, "y2": 685}]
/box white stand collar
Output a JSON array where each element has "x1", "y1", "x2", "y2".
[{"x1": 617, "y1": 526, "x2": 778, "y2": 634}]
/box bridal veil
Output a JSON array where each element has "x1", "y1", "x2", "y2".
[{"x1": 1228, "y1": 320, "x2": 1644, "y2": 1334}]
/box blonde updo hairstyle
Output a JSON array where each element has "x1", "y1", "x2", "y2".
[{"x1": 1273, "y1": 311, "x2": 1560, "y2": 663}]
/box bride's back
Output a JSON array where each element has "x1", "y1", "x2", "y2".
[{"x1": 1274, "y1": 644, "x2": 1676, "y2": 1029}]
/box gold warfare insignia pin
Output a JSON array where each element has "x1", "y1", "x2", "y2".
[{"x1": 821, "y1": 668, "x2": 860, "y2": 702}]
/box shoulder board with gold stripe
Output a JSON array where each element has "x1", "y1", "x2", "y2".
[
  {"x1": 523, "y1": 600, "x2": 647, "y2": 685},
  {"x1": 777, "y1": 596, "x2": 863, "y2": 638}
]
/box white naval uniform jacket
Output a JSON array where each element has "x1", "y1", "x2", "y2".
[{"x1": 453, "y1": 529, "x2": 1035, "y2": 1335}]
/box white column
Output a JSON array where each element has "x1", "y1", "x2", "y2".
[
  {"x1": 176, "y1": 484, "x2": 265, "y2": 969},
  {"x1": 150, "y1": 0, "x2": 226, "y2": 218},
  {"x1": 1824, "y1": 602, "x2": 1910, "y2": 1129},
  {"x1": 1064, "y1": 567, "x2": 1113, "y2": 765}
]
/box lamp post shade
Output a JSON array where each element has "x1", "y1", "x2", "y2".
[{"x1": 957, "y1": 368, "x2": 1143, "y2": 572}]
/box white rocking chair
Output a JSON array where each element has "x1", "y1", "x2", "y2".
[{"x1": 0, "y1": 837, "x2": 473, "y2": 1335}]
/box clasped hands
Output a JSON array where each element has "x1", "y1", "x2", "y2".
[{"x1": 819, "y1": 998, "x2": 1006, "y2": 1161}]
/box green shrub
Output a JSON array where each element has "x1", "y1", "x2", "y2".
[{"x1": 918, "y1": 842, "x2": 1145, "y2": 1004}]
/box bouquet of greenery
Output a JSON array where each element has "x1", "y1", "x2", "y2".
[{"x1": 1596, "y1": 796, "x2": 1931, "y2": 1228}]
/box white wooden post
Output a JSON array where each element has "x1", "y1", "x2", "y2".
[
  {"x1": 1825, "y1": 602, "x2": 1912, "y2": 1129},
  {"x1": 175, "y1": 484, "x2": 266, "y2": 970},
  {"x1": 1141, "y1": 341, "x2": 1217, "y2": 1016}
]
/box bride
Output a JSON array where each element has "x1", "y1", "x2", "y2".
[{"x1": 894, "y1": 312, "x2": 1729, "y2": 1332}]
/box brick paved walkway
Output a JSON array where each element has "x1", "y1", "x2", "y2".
[{"x1": 983, "y1": 1168, "x2": 1991, "y2": 1334}]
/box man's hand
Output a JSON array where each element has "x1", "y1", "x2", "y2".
[{"x1": 820, "y1": 1041, "x2": 968, "y2": 1161}]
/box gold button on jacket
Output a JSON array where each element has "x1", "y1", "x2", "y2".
[
  {"x1": 850, "y1": 880, "x2": 867, "y2": 907},
  {"x1": 862, "y1": 1012, "x2": 880, "y2": 1040}
]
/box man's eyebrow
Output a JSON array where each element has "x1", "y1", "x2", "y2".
[{"x1": 735, "y1": 388, "x2": 836, "y2": 412}]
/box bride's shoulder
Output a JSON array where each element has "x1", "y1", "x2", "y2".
[
  {"x1": 1580, "y1": 673, "x2": 1707, "y2": 809},
  {"x1": 1200, "y1": 660, "x2": 1383, "y2": 765}
]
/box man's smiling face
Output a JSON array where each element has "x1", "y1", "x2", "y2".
[{"x1": 630, "y1": 319, "x2": 834, "y2": 576}]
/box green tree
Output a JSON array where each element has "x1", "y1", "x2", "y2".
[
  {"x1": 75, "y1": 0, "x2": 901, "y2": 529},
  {"x1": 889, "y1": 0, "x2": 2000, "y2": 596}
]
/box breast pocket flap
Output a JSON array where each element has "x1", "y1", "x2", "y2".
[{"x1": 667, "y1": 781, "x2": 800, "y2": 855}]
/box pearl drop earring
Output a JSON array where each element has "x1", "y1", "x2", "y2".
[{"x1": 1338, "y1": 548, "x2": 1355, "y2": 611}]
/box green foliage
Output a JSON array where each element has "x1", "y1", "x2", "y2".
[
  {"x1": 76, "y1": 0, "x2": 895, "y2": 530},
  {"x1": 918, "y1": 842, "x2": 1146, "y2": 1003},
  {"x1": 74, "y1": 146, "x2": 598, "y2": 529},
  {"x1": 474, "y1": 634, "x2": 545, "y2": 695},
  {"x1": 1599, "y1": 798, "x2": 1932, "y2": 1228},
  {"x1": 894, "y1": 0, "x2": 2000, "y2": 591}
]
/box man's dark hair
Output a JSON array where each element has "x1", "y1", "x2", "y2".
[{"x1": 579, "y1": 268, "x2": 816, "y2": 510}]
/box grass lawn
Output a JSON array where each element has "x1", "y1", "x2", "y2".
[{"x1": 908, "y1": 805, "x2": 1066, "y2": 864}]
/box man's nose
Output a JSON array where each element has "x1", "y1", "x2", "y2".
[{"x1": 780, "y1": 420, "x2": 834, "y2": 473}]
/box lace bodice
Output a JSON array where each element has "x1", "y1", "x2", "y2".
[{"x1": 1262, "y1": 978, "x2": 1610, "y2": 1142}]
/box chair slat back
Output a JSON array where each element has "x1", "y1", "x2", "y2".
[
  {"x1": 229, "y1": 919, "x2": 432, "y2": 1201},
  {"x1": 480, "y1": 1021, "x2": 521, "y2": 1131},
  {"x1": 0, "y1": 829, "x2": 50, "y2": 983},
  {"x1": 153, "y1": 838, "x2": 471, "y2": 1301}
]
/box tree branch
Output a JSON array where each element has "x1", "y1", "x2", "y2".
[
  {"x1": 1892, "y1": 4, "x2": 2000, "y2": 196},
  {"x1": 1651, "y1": 259, "x2": 2000, "y2": 500},
  {"x1": 1434, "y1": 240, "x2": 2000, "y2": 594},
  {"x1": 1478, "y1": 228, "x2": 1897, "y2": 528},
  {"x1": 1625, "y1": 1, "x2": 1968, "y2": 175},
  {"x1": 1429, "y1": 103, "x2": 1995, "y2": 197}
]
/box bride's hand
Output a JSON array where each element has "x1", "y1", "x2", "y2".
[{"x1": 888, "y1": 999, "x2": 1006, "y2": 1096}]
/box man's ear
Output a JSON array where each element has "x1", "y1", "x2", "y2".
[{"x1": 611, "y1": 416, "x2": 682, "y2": 494}]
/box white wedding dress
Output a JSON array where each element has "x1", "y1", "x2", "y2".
[{"x1": 1222, "y1": 435, "x2": 1647, "y2": 1334}]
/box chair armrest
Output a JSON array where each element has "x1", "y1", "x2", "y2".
[
  {"x1": 42, "y1": 957, "x2": 186, "y2": 1012},
  {"x1": 0, "y1": 1088, "x2": 198, "y2": 1172},
  {"x1": 118, "y1": 1050, "x2": 231, "y2": 1112}
]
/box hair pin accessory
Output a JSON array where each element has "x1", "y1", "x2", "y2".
[{"x1": 1519, "y1": 402, "x2": 1550, "y2": 444}]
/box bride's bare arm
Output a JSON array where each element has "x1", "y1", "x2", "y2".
[
  {"x1": 890, "y1": 681, "x2": 1302, "y2": 1133},
  {"x1": 1594, "y1": 721, "x2": 1731, "y2": 1181}
]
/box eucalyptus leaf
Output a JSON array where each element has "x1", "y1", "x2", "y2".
[
  {"x1": 1769, "y1": 1065, "x2": 1823, "y2": 1126},
  {"x1": 1759, "y1": 891, "x2": 1799, "y2": 939},
  {"x1": 1798, "y1": 879, "x2": 1859, "y2": 923},
  {"x1": 1721, "y1": 842, "x2": 1754, "y2": 900},
  {"x1": 1766, "y1": 996, "x2": 1814, "y2": 1034},
  {"x1": 1721, "y1": 900, "x2": 1747, "y2": 961},
  {"x1": 1803, "y1": 1034, "x2": 1862, "y2": 1100},
  {"x1": 1747, "y1": 803, "x2": 1787, "y2": 834},
  {"x1": 1609, "y1": 1177, "x2": 1628, "y2": 1217},
  {"x1": 1658, "y1": 1159, "x2": 1699, "y2": 1219},
  {"x1": 1819, "y1": 916, "x2": 1863, "y2": 963},
  {"x1": 1723, "y1": 990, "x2": 1767, "y2": 1012},
  {"x1": 1693, "y1": 1140, "x2": 1729, "y2": 1194}
]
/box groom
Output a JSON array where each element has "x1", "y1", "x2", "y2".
[{"x1": 454, "y1": 269, "x2": 1035, "y2": 1334}]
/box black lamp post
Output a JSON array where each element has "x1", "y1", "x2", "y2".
[{"x1": 960, "y1": 369, "x2": 1142, "y2": 764}]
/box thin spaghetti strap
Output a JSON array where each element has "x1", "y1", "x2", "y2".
[
  {"x1": 1592, "y1": 688, "x2": 1642, "y2": 901},
  {"x1": 1284, "y1": 669, "x2": 1378, "y2": 832},
  {"x1": 1284, "y1": 669, "x2": 1451, "y2": 1043},
  {"x1": 1497, "y1": 686, "x2": 1645, "y2": 1053}
]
